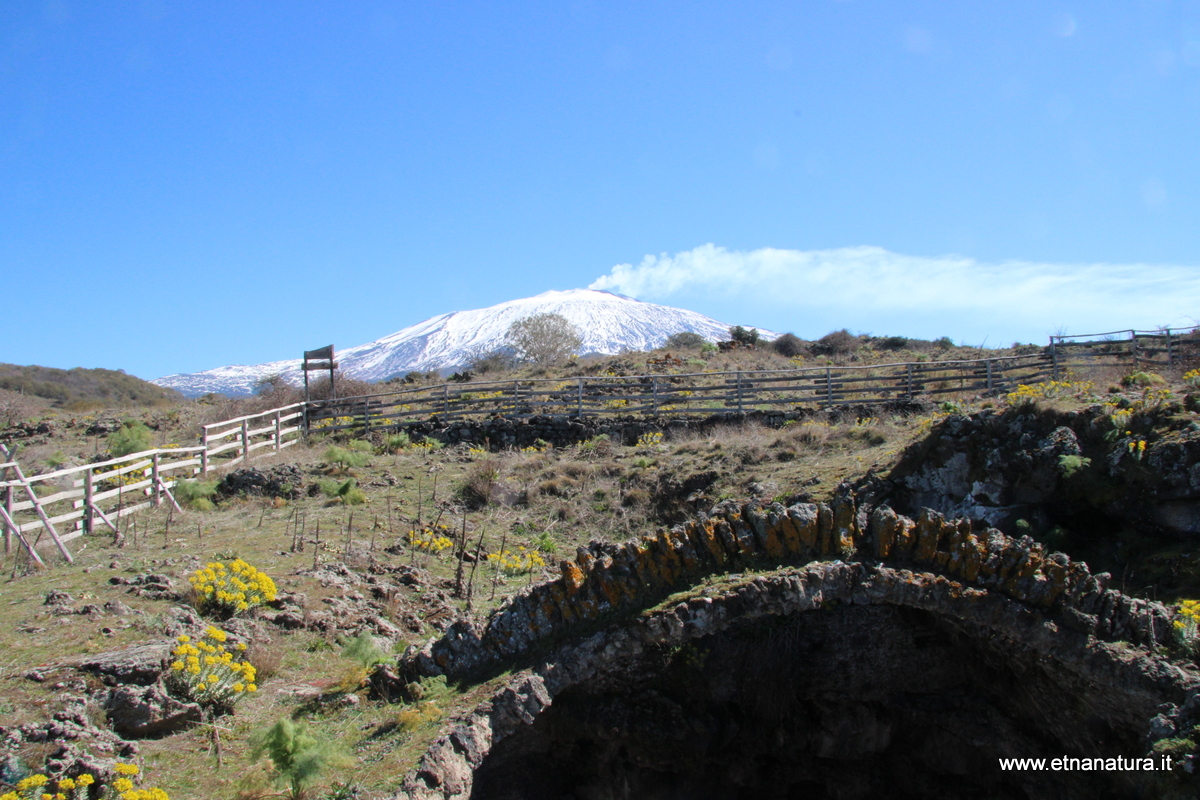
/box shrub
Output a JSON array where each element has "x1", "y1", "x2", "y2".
[
  {"x1": 771, "y1": 333, "x2": 805, "y2": 357},
  {"x1": 877, "y1": 335, "x2": 908, "y2": 351},
  {"x1": 728, "y1": 326, "x2": 760, "y2": 346},
  {"x1": 2, "y1": 763, "x2": 168, "y2": 800},
  {"x1": 1184, "y1": 369, "x2": 1200, "y2": 390},
  {"x1": 487, "y1": 546, "x2": 547, "y2": 575},
  {"x1": 1122, "y1": 371, "x2": 1166, "y2": 388},
  {"x1": 323, "y1": 446, "x2": 369, "y2": 469},
  {"x1": 188, "y1": 558, "x2": 277, "y2": 618},
  {"x1": 165, "y1": 626, "x2": 257, "y2": 710},
  {"x1": 578, "y1": 433, "x2": 614, "y2": 457},
  {"x1": 251, "y1": 718, "x2": 350, "y2": 800},
  {"x1": 175, "y1": 479, "x2": 218, "y2": 511},
  {"x1": 108, "y1": 420, "x2": 154, "y2": 457},
  {"x1": 665, "y1": 331, "x2": 708, "y2": 350},
  {"x1": 470, "y1": 348, "x2": 516, "y2": 375},
  {"x1": 319, "y1": 478, "x2": 366, "y2": 505},
  {"x1": 458, "y1": 458, "x2": 501, "y2": 508},
  {"x1": 379, "y1": 432, "x2": 411, "y2": 453},
  {"x1": 1173, "y1": 599, "x2": 1200, "y2": 662},
  {"x1": 811, "y1": 329, "x2": 859, "y2": 356},
  {"x1": 1057, "y1": 454, "x2": 1092, "y2": 479},
  {"x1": 341, "y1": 632, "x2": 387, "y2": 667}
]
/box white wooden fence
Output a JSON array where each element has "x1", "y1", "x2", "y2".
[{"x1": 1, "y1": 403, "x2": 305, "y2": 564}]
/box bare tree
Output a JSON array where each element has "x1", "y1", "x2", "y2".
[{"x1": 505, "y1": 313, "x2": 583, "y2": 366}]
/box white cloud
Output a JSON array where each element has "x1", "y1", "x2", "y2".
[{"x1": 589, "y1": 244, "x2": 1200, "y2": 340}]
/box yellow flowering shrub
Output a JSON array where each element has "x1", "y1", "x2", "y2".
[
  {"x1": 1173, "y1": 599, "x2": 1200, "y2": 661},
  {"x1": 1, "y1": 764, "x2": 167, "y2": 800},
  {"x1": 188, "y1": 558, "x2": 277, "y2": 617},
  {"x1": 487, "y1": 546, "x2": 546, "y2": 576},
  {"x1": 407, "y1": 525, "x2": 453, "y2": 554},
  {"x1": 165, "y1": 626, "x2": 257, "y2": 708},
  {"x1": 1184, "y1": 369, "x2": 1200, "y2": 389},
  {"x1": 1005, "y1": 379, "x2": 1095, "y2": 407},
  {"x1": 635, "y1": 431, "x2": 664, "y2": 448}
]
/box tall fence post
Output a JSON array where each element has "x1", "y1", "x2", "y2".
[
  {"x1": 241, "y1": 419, "x2": 250, "y2": 464},
  {"x1": 736, "y1": 372, "x2": 743, "y2": 412},
  {"x1": 1050, "y1": 338, "x2": 1060, "y2": 381},
  {"x1": 83, "y1": 468, "x2": 94, "y2": 536},
  {"x1": 3, "y1": 481, "x2": 11, "y2": 552},
  {"x1": 825, "y1": 368, "x2": 833, "y2": 407},
  {"x1": 362, "y1": 399, "x2": 370, "y2": 434},
  {"x1": 513, "y1": 381, "x2": 519, "y2": 413},
  {"x1": 577, "y1": 378, "x2": 583, "y2": 417},
  {"x1": 274, "y1": 410, "x2": 282, "y2": 453},
  {"x1": 1167, "y1": 328, "x2": 1175, "y2": 369},
  {"x1": 443, "y1": 384, "x2": 449, "y2": 416},
  {"x1": 152, "y1": 452, "x2": 161, "y2": 507},
  {"x1": 201, "y1": 429, "x2": 210, "y2": 475},
  {"x1": 906, "y1": 363, "x2": 914, "y2": 399},
  {"x1": 653, "y1": 378, "x2": 659, "y2": 416},
  {"x1": 986, "y1": 359, "x2": 994, "y2": 392}
]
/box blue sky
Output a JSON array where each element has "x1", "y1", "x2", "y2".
[{"x1": 3, "y1": 1, "x2": 1199, "y2": 380}]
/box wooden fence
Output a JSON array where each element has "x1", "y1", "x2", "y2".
[
  {"x1": 199, "y1": 403, "x2": 305, "y2": 472},
  {"x1": 1, "y1": 403, "x2": 305, "y2": 564},
  {"x1": 306, "y1": 353, "x2": 1055, "y2": 434},
  {"x1": 1050, "y1": 326, "x2": 1200, "y2": 377}
]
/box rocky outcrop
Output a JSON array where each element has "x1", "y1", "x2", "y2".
[
  {"x1": 397, "y1": 498, "x2": 1173, "y2": 683},
  {"x1": 876, "y1": 403, "x2": 1200, "y2": 538},
  {"x1": 384, "y1": 496, "x2": 1200, "y2": 798},
  {"x1": 394, "y1": 563, "x2": 1200, "y2": 799}
]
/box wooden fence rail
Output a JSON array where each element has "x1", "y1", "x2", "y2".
[
  {"x1": 305, "y1": 353, "x2": 1055, "y2": 435},
  {"x1": 1050, "y1": 326, "x2": 1200, "y2": 377},
  {"x1": 2, "y1": 403, "x2": 306, "y2": 563}
]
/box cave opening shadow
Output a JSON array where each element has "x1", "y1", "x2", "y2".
[{"x1": 471, "y1": 605, "x2": 1138, "y2": 800}]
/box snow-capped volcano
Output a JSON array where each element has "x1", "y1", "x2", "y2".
[{"x1": 154, "y1": 289, "x2": 774, "y2": 397}]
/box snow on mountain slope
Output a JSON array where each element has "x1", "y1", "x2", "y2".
[{"x1": 154, "y1": 289, "x2": 775, "y2": 397}]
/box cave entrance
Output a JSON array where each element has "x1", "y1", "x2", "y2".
[{"x1": 471, "y1": 605, "x2": 1136, "y2": 800}]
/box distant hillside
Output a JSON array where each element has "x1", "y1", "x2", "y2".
[{"x1": 0, "y1": 363, "x2": 184, "y2": 408}]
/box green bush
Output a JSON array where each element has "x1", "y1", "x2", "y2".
[
  {"x1": 323, "y1": 446, "x2": 369, "y2": 469},
  {"x1": 341, "y1": 632, "x2": 387, "y2": 667},
  {"x1": 175, "y1": 479, "x2": 219, "y2": 511},
  {"x1": 251, "y1": 718, "x2": 350, "y2": 800},
  {"x1": 108, "y1": 420, "x2": 154, "y2": 457},
  {"x1": 379, "y1": 432, "x2": 411, "y2": 454},
  {"x1": 319, "y1": 478, "x2": 366, "y2": 505}
]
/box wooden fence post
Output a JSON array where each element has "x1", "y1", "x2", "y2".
[
  {"x1": 577, "y1": 378, "x2": 583, "y2": 417},
  {"x1": 1131, "y1": 330, "x2": 1139, "y2": 369},
  {"x1": 825, "y1": 368, "x2": 833, "y2": 407},
  {"x1": 201, "y1": 428, "x2": 210, "y2": 474},
  {"x1": 1167, "y1": 328, "x2": 1175, "y2": 369},
  {"x1": 1050, "y1": 338, "x2": 1060, "y2": 381},
  {"x1": 152, "y1": 452, "x2": 161, "y2": 507},
  {"x1": 737, "y1": 372, "x2": 743, "y2": 412},
  {"x1": 652, "y1": 378, "x2": 659, "y2": 416},
  {"x1": 906, "y1": 363, "x2": 914, "y2": 399},
  {"x1": 986, "y1": 359, "x2": 994, "y2": 392},
  {"x1": 83, "y1": 468, "x2": 94, "y2": 536},
  {"x1": 2, "y1": 482, "x2": 10, "y2": 553},
  {"x1": 274, "y1": 410, "x2": 282, "y2": 453},
  {"x1": 241, "y1": 420, "x2": 250, "y2": 464}
]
